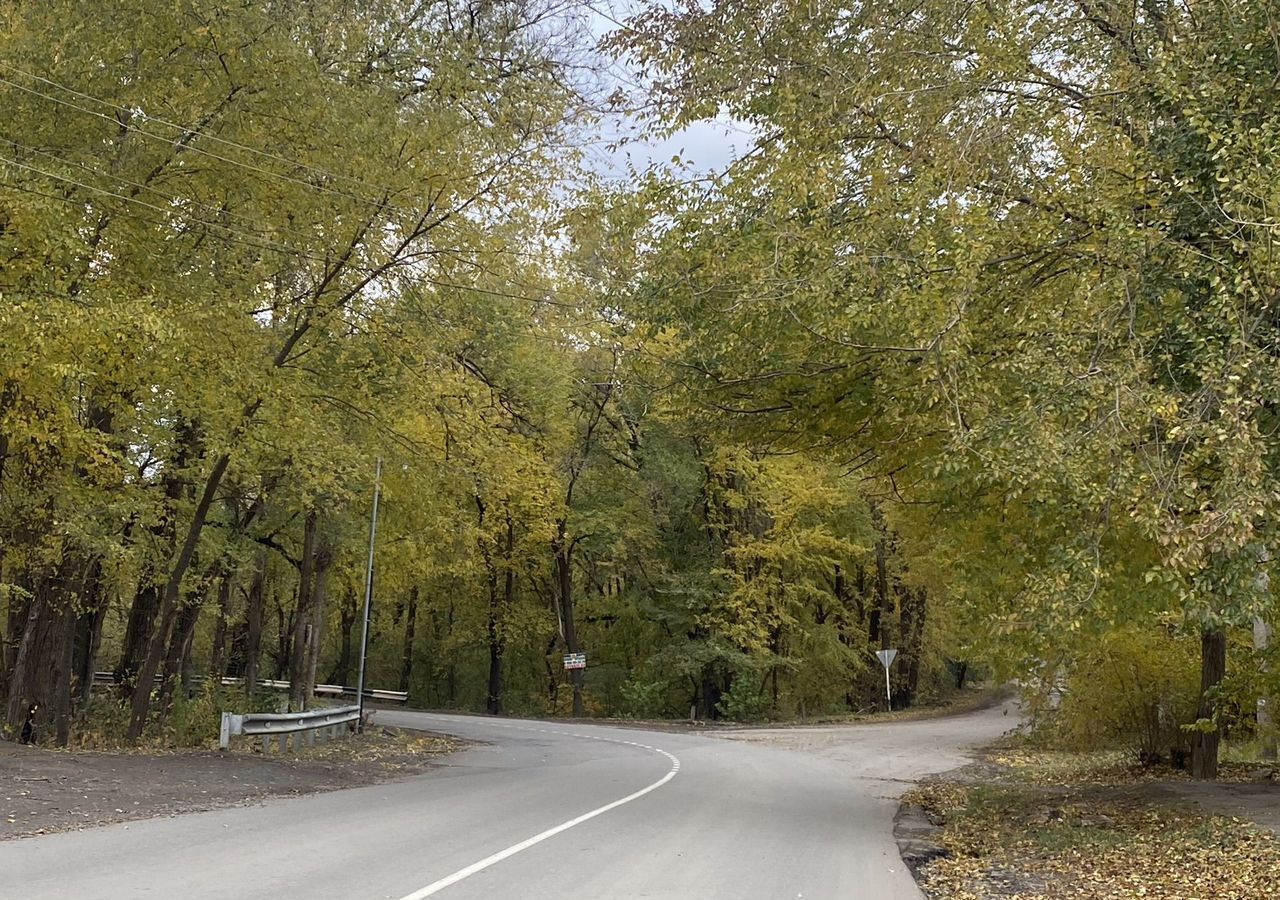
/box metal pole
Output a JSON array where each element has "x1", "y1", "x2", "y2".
[
  {"x1": 355, "y1": 457, "x2": 382, "y2": 734},
  {"x1": 884, "y1": 665, "x2": 892, "y2": 705}
]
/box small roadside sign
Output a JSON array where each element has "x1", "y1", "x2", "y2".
[
  {"x1": 875, "y1": 648, "x2": 898, "y2": 704},
  {"x1": 563, "y1": 652, "x2": 587, "y2": 670}
]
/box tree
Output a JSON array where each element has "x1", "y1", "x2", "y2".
[
  {"x1": 1, "y1": 0, "x2": 586, "y2": 742},
  {"x1": 611, "y1": 0, "x2": 1280, "y2": 774}
]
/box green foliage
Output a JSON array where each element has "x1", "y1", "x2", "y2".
[
  {"x1": 1050, "y1": 628, "x2": 1200, "y2": 766},
  {"x1": 71, "y1": 684, "x2": 275, "y2": 749},
  {"x1": 714, "y1": 674, "x2": 770, "y2": 722},
  {"x1": 618, "y1": 676, "x2": 671, "y2": 719}
]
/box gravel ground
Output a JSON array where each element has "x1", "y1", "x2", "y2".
[{"x1": 0, "y1": 726, "x2": 461, "y2": 840}]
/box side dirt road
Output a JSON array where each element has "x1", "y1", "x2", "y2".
[
  {"x1": 1, "y1": 727, "x2": 460, "y2": 840},
  {"x1": 903, "y1": 746, "x2": 1280, "y2": 899}
]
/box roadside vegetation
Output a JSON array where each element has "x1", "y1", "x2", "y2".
[
  {"x1": 2, "y1": 0, "x2": 1278, "y2": 793},
  {"x1": 912, "y1": 779, "x2": 1280, "y2": 900},
  {"x1": 903, "y1": 655, "x2": 1279, "y2": 898},
  {"x1": 908, "y1": 747, "x2": 1280, "y2": 900}
]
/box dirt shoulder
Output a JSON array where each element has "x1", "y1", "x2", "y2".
[
  {"x1": 548, "y1": 685, "x2": 1008, "y2": 734},
  {"x1": 904, "y1": 746, "x2": 1280, "y2": 899},
  {"x1": 1, "y1": 727, "x2": 462, "y2": 841}
]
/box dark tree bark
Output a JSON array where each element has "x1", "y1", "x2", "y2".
[
  {"x1": 872, "y1": 536, "x2": 892, "y2": 652},
  {"x1": 905, "y1": 587, "x2": 927, "y2": 703},
  {"x1": 304, "y1": 541, "x2": 332, "y2": 701},
  {"x1": 68, "y1": 400, "x2": 117, "y2": 711},
  {"x1": 70, "y1": 558, "x2": 110, "y2": 711},
  {"x1": 544, "y1": 633, "x2": 560, "y2": 711},
  {"x1": 116, "y1": 422, "x2": 196, "y2": 692},
  {"x1": 288, "y1": 511, "x2": 319, "y2": 711},
  {"x1": 485, "y1": 575, "x2": 504, "y2": 715},
  {"x1": 1191, "y1": 626, "x2": 1228, "y2": 780},
  {"x1": 208, "y1": 575, "x2": 234, "y2": 681},
  {"x1": 399, "y1": 587, "x2": 418, "y2": 694},
  {"x1": 4, "y1": 568, "x2": 75, "y2": 744},
  {"x1": 243, "y1": 550, "x2": 267, "y2": 693},
  {"x1": 445, "y1": 599, "x2": 457, "y2": 707},
  {"x1": 157, "y1": 590, "x2": 203, "y2": 712},
  {"x1": 273, "y1": 594, "x2": 292, "y2": 681},
  {"x1": 478, "y1": 497, "x2": 510, "y2": 716},
  {"x1": 553, "y1": 519, "x2": 584, "y2": 717},
  {"x1": 329, "y1": 587, "x2": 357, "y2": 687}
]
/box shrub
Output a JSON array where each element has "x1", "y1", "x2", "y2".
[
  {"x1": 1051, "y1": 627, "x2": 1200, "y2": 766},
  {"x1": 619, "y1": 677, "x2": 671, "y2": 718},
  {"x1": 715, "y1": 673, "x2": 770, "y2": 721}
]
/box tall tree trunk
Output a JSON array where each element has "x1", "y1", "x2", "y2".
[
  {"x1": 128, "y1": 447, "x2": 233, "y2": 740},
  {"x1": 305, "y1": 547, "x2": 331, "y2": 700},
  {"x1": 243, "y1": 550, "x2": 267, "y2": 694},
  {"x1": 485, "y1": 576, "x2": 504, "y2": 714},
  {"x1": 69, "y1": 400, "x2": 116, "y2": 711},
  {"x1": 288, "y1": 511, "x2": 319, "y2": 712},
  {"x1": 274, "y1": 596, "x2": 292, "y2": 681},
  {"x1": 116, "y1": 423, "x2": 194, "y2": 691},
  {"x1": 70, "y1": 558, "x2": 109, "y2": 711},
  {"x1": 209, "y1": 575, "x2": 234, "y2": 682},
  {"x1": 873, "y1": 537, "x2": 892, "y2": 652},
  {"x1": 479, "y1": 497, "x2": 506, "y2": 716},
  {"x1": 553, "y1": 520, "x2": 584, "y2": 717},
  {"x1": 157, "y1": 592, "x2": 202, "y2": 712},
  {"x1": 4, "y1": 568, "x2": 75, "y2": 745},
  {"x1": 544, "y1": 634, "x2": 560, "y2": 712},
  {"x1": 117, "y1": 580, "x2": 163, "y2": 692},
  {"x1": 906, "y1": 587, "x2": 928, "y2": 703},
  {"x1": 445, "y1": 599, "x2": 457, "y2": 707},
  {"x1": 399, "y1": 588, "x2": 418, "y2": 694},
  {"x1": 0, "y1": 581, "x2": 28, "y2": 705},
  {"x1": 329, "y1": 588, "x2": 356, "y2": 686},
  {"x1": 1191, "y1": 626, "x2": 1227, "y2": 780}
]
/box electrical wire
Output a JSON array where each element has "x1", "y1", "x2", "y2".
[
  {"x1": 0, "y1": 135, "x2": 333, "y2": 250},
  {"x1": 0, "y1": 61, "x2": 393, "y2": 203},
  {"x1": 0, "y1": 73, "x2": 400, "y2": 210},
  {"x1": 0, "y1": 68, "x2": 563, "y2": 265}
]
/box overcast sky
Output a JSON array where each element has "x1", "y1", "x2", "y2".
[{"x1": 583, "y1": 1, "x2": 750, "y2": 180}]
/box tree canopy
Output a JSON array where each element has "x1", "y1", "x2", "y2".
[{"x1": 3, "y1": 0, "x2": 1276, "y2": 777}]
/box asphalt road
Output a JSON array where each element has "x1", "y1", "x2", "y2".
[{"x1": 2, "y1": 700, "x2": 1017, "y2": 899}]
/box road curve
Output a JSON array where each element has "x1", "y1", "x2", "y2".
[{"x1": 2, "y1": 700, "x2": 1017, "y2": 899}]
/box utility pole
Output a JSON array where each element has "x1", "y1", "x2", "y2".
[
  {"x1": 1255, "y1": 549, "x2": 1275, "y2": 760},
  {"x1": 355, "y1": 457, "x2": 382, "y2": 734}
]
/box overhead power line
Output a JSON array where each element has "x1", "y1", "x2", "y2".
[
  {"x1": 0, "y1": 61, "x2": 390, "y2": 203},
  {"x1": 0, "y1": 66, "x2": 558, "y2": 266},
  {"x1": 0, "y1": 71, "x2": 402, "y2": 211}
]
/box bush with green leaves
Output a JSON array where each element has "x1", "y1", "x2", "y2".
[{"x1": 1049, "y1": 627, "x2": 1200, "y2": 766}]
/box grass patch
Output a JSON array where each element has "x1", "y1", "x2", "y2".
[{"x1": 1028, "y1": 823, "x2": 1129, "y2": 853}]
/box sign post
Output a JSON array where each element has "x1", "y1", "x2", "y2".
[{"x1": 875, "y1": 648, "x2": 898, "y2": 706}]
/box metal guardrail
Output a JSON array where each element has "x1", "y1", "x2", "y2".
[
  {"x1": 90, "y1": 672, "x2": 407, "y2": 704},
  {"x1": 314, "y1": 683, "x2": 409, "y2": 703},
  {"x1": 219, "y1": 704, "x2": 360, "y2": 753}
]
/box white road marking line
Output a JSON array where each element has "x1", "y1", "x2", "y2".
[{"x1": 395, "y1": 724, "x2": 680, "y2": 900}]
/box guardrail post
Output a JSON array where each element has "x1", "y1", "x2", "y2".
[{"x1": 217, "y1": 704, "x2": 359, "y2": 753}]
